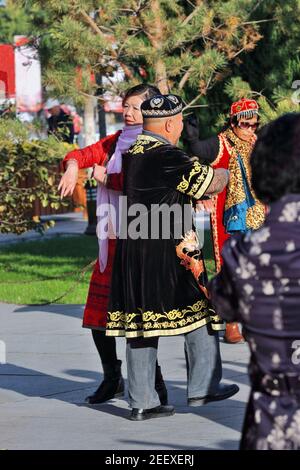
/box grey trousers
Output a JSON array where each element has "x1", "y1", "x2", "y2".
[{"x1": 126, "y1": 324, "x2": 222, "y2": 409}]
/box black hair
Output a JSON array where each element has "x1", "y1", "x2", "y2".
[
  {"x1": 122, "y1": 84, "x2": 160, "y2": 105},
  {"x1": 251, "y1": 112, "x2": 300, "y2": 204}
]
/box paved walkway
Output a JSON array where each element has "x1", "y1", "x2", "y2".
[
  {"x1": 0, "y1": 302, "x2": 250, "y2": 450},
  {"x1": 0, "y1": 211, "x2": 210, "y2": 246},
  {"x1": 0, "y1": 211, "x2": 248, "y2": 450},
  {"x1": 0, "y1": 213, "x2": 88, "y2": 246}
]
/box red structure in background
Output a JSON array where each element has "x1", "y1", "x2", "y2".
[
  {"x1": 0, "y1": 43, "x2": 73, "y2": 218},
  {"x1": 0, "y1": 44, "x2": 15, "y2": 99},
  {"x1": 103, "y1": 95, "x2": 123, "y2": 113}
]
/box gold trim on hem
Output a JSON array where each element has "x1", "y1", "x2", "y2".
[
  {"x1": 212, "y1": 134, "x2": 225, "y2": 166},
  {"x1": 211, "y1": 323, "x2": 226, "y2": 331},
  {"x1": 193, "y1": 166, "x2": 214, "y2": 200},
  {"x1": 210, "y1": 198, "x2": 222, "y2": 273},
  {"x1": 105, "y1": 317, "x2": 213, "y2": 338}
]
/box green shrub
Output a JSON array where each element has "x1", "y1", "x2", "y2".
[{"x1": 0, "y1": 119, "x2": 73, "y2": 234}]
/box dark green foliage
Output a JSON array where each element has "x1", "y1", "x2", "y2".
[
  {"x1": 15, "y1": 1, "x2": 264, "y2": 106},
  {"x1": 0, "y1": 119, "x2": 73, "y2": 234}
]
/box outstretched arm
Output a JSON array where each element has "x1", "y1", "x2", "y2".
[
  {"x1": 58, "y1": 161, "x2": 110, "y2": 198},
  {"x1": 58, "y1": 160, "x2": 79, "y2": 198},
  {"x1": 59, "y1": 132, "x2": 120, "y2": 198},
  {"x1": 205, "y1": 168, "x2": 229, "y2": 196}
]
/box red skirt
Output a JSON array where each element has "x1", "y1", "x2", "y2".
[{"x1": 82, "y1": 239, "x2": 116, "y2": 329}]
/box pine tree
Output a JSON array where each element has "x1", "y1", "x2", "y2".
[
  {"x1": 21, "y1": 0, "x2": 265, "y2": 111},
  {"x1": 0, "y1": 0, "x2": 29, "y2": 43},
  {"x1": 10, "y1": 0, "x2": 300, "y2": 134},
  {"x1": 235, "y1": 0, "x2": 300, "y2": 102},
  {"x1": 212, "y1": 0, "x2": 300, "y2": 131}
]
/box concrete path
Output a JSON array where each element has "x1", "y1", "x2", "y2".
[
  {"x1": 0, "y1": 211, "x2": 210, "y2": 246},
  {"x1": 0, "y1": 213, "x2": 88, "y2": 246},
  {"x1": 0, "y1": 303, "x2": 250, "y2": 450}
]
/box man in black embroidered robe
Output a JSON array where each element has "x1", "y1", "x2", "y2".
[{"x1": 107, "y1": 94, "x2": 239, "y2": 420}]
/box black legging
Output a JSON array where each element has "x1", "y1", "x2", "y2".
[{"x1": 92, "y1": 329, "x2": 118, "y2": 365}]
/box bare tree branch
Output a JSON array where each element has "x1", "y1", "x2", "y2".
[
  {"x1": 231, "y1": 47, "x2": 246, "y2": 59},
  {"x1": 79, "y1": 9, "x2": 134, "y2": 79},
  {"x1": 183, "y1": 94, "x2": 203, "y2": 111},
  {"x1": 182, "y1": 5, "x2": 202, "y2": 26},
  {"x1": 179, "y1": 67, "x2": 193, "y2": 90},
  {"x1": 242, "y1": 18, "x2": 277, "y2": 25},
  {"x1": 80, "y1": 9, "x2": 107, "y2": 37}
]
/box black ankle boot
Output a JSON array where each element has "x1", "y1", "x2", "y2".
[
  {"x1": 85, "y1": 359, "x2": 124, "y2": 404},
  {"x1": 155, "y1": 363, "x2": 168, "y2": 406}
]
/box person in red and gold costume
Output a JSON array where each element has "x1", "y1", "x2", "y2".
[
  {"x1": 58, "y1": 84, "x2": 168, "y2": 405},
  {"x1": 184, "y1": 98, "x2": 265, "y2": 343}
]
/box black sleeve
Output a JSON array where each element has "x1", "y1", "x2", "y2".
[
  {"x1": 47, "y1": 116, "x2": 54, "y2": 134},
  {"x1": 189, "y1": 136, "x2": 219, "y2": 164},
  {"x1": 162, "y1": 146, "x2": 214, "y2": 200},
  {"x1": 183, "y1": 115, "x2": 219, "y2": 163}
]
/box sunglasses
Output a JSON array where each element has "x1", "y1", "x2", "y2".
[{"x1": 237, "y1": 121, "x2": 259, "y2": 130}]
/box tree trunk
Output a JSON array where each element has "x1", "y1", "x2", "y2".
[
  {"x1": 73, "y1": 94, "x2": 97, "y2": 221},
  {"x1": 96, "y1": 75, "x2": 107, "y2": 139},
  {"x1": 155, "y1": 58, "x2": 169, "y2": 94},
  {"x1": 84, "y1": 95, "x2": 97, "y2": 145},
  {"x1": 150, "y1": 0, "x2": 169, "y2": 94}
]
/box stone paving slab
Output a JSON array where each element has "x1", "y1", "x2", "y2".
[{"x1": 0, "y1": 302, "x2": 250, "y2": 450}]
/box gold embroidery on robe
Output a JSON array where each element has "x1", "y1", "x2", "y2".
[
  {"x1": 176, "y1": 161, "x2": 213, "y2": 199},
  {"x1": 176, "y1": 230, "x2": 210, "y2": 299},
  {"x1": 128, "y1": 134, "x2": 164, "y2": 155},
  {"x1": 221, "y1": 128, "x2": 265, "y2": 231},
  {"x1": 107, "y1": 298, "x2": 213, "y2": 334}
]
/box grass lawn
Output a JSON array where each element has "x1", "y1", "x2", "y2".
[
  {"x1": 0, "y1": 231, "x2": 216, "y2": 305},
  {"x1": 0, "y1": 235, "x2": 98, "y2": 305}
]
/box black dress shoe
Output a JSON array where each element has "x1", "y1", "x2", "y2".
[
  {"x1": 188, "y1": 383, "x2": 239, "y2": 406},
  {"x1": 85, "y1": 376, "x2": 124, "y2": 404},
  {"x1": 129, "y1": 405, "x2": 175, "y2": 421}
]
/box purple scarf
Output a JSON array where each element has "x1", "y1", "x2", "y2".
[{"x1": 96, "y1": 124, "x2": 142, "y2": 272}]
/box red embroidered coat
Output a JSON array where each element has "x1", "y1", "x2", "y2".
[
  {"x1": 210, "y1": 130, "x2": 265, "y2": 272},
  {"x1": 210, "y1": 134, "x2": 231, "y2": 273},
  {"x1": 63, "y1": 131, "x2": 122, "y2": 329}
]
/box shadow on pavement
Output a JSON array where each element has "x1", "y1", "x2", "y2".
[
  {"x1": 0, "y1": 362, "x2": 245, "y2": 433},
  {"x1": 13, "y1": 304, "x2": 84, "y2": 319},
  {"x1": 116, "y1": 438, "x2": 239, "y2": 450}
]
